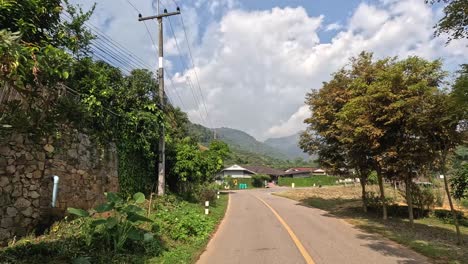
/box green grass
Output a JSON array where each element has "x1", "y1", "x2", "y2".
[
  {"x1": 278, "y1": 175, "x2": 337, "y2": 187},
  {"x1": 275, "y1": 189, "x2": 468, "y2": 264},
  {"x1": 0, "y1": 193, "x2": 229, "y2": 264},
  {"x1": 151, "y1": 193, "x2": 228, "y2": 264}
]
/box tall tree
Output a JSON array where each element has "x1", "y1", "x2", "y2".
[
  {"x1": 300, "y1": 63, "x2": 376, "y2": 214},
  {"x1": 428, "y1": 0, "x2": 468, "y2": 43}
]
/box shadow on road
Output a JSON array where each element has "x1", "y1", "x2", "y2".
[{"x1": 287, "y1": 196, "x2": 467, "y2": 264}]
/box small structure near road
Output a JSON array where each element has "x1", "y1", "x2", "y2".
[
  {"x1": 283, "y1": 167, "x2": 327, "y2": 178},
  {"x1": 216, "y1": 165, "x2": 327, "y2": 183}
]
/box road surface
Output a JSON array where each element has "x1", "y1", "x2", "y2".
[{"x1": 197, "y1": 188, "x2": 429, "y2": 264}]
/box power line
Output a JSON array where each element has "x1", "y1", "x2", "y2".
[
  {"x1": 121, "y1": 0, "x2": 190, "y2": 110},
  {"x1": 61, "y1": 10, "x2": 185, "y2": 108},
  {"x1": 60, "y1": 13, "x2": 150, "y2": 71},
  {"x1": 162, "y1": 10, "x2": 203, "y2": 120},
  {"x1": 164, "y1": 69, "x2": 186, "y2": 109},
  {"x1": 178, "y1": 8, "x2": 212, "y2": 128},
  {"x1": 161, "y1": 2, "x2": 212, "y2": 126}
]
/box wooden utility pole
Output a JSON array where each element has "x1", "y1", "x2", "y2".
[{"x1": 139, "y1": 1, "x2": 180, "y2": 196}]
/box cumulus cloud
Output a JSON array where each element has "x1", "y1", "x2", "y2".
[
  {"x1": 266, "y1": 105, "x2": 310, "y2": 138},
  {"x1": 71, "y1": 0, "x2": 468, "y2": 140},
  {"x1": 324, "y1": 22, "x2": 342, "y2": 32},
  {"x1": 172, "y1": 0, "x2": 467, "y2": 140}
]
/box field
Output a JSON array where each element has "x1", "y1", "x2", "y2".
[
  {"x1": 278, "y1": 175, "x2": 338, "y2": 187},
  {"x1": 275, "y1": 185, "x2": 468, "y2": 264}
]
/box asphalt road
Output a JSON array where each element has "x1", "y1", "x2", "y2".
[{"x1": 197, "y1": 188, "x2": 429, "y2": 264}]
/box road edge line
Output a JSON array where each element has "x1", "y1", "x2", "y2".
[{"x1": 255, "y1": 195, "x2": 316, "y2": 264}]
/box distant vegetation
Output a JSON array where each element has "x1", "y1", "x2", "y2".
[
  {"x1": 264, "y1": 133, "x2": 313, "y2": 160},
  {"x1": 278, "y1": 175, "x2": 337, "y2": 187},
  {"x1": 188, "y1": 123, "x2": 318, "y2": 169}
]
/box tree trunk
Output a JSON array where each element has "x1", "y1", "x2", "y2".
[
  {"x1": 441, "y1": 160, "x2": 463, "y2": 245},
  {"x1": 405, "y1": 175, "x2": 414, "y2": 227},
  {"x1": 376, "y1": 168, "x2": 387, "y2": 220},
  {"x1": 360, "y1": 176, "x2": 368, "y2": 213}
]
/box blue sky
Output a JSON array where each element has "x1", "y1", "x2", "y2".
[{"x1": 70, "y1": 0, "x2": 468, "y2": 140}]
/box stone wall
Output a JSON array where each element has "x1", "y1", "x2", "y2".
[{"x1": 0, "y1": 131, "x2": 118, "y2": 244}]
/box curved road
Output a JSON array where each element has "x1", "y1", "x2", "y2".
[{"x1": 197, "y1": 188, "x2": 428, "y2": 264}]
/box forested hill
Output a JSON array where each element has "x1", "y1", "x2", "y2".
[
  {"x1": 187, "y1": 123, "x2": 315, "y2": 168},
  {"x1": 264, "y1": 133, "x2": 310, "y2": 160},
  {"x1": 188, "y1": 124, "x2": 285, "y2": 158}
]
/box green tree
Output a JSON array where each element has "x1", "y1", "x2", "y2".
[
  {"x1": 452, "y1": 163, "x2": 468, "y2": 200},
  {"x1": 428, "y1": 0, "x2": 468, "y2": 43},
  {"x1": 300, "y1": 63, "x2": 376, "y2": 214}
]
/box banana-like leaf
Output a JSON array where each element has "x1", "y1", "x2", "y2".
[
  {"x1": 143, "y1": 233, "x2": 154, "y2": 242},
  {"x1": 105, "y1": 192, "x2": 122, "y2": 203},
  {"x1": 124, "y1": 204, "x2": 144, "y2": 214},
  {"x1": 91, "y1": 219, "x2": 107, "y2": 227},
  {"x1": 127, "y1": 227, "x2": 143, "y2": 241},
  {"x1": 133, "y1": 192, "x2": 145, "y2": 204},
  {"x1": 95, "y1": 202, "x2": 114, "y2": 213},
  {"x1": 106, "y1": 217, "x2": 118, "y2": 229},
  {"x1": 127, "y1": 212, "x2": 153, "y2": 223},
  {"x1": 67, "y1": 208, "x2": 89, "y2": 217}
]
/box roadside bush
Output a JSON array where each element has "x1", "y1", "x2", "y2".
[
  {"x1": 252, "y1": 174, "x2": 271, "y2": 187},
  {"x1": 413, "y1": 185, "x2": 437, "y2": 212},
  {"x1": 433, "y1": 209, "x2": 468, "y2": 227},
  {"x1": 434, "y1": 188, "x2": 444, "y2": 207},
  {"x1": 153, "y1": 197, "x2": 215, "y2": 242},
  {"x1": 365, "y1": 191, "x2": 395, "y2": 208},
  {"x1": 67, "y1": 192, "x2": 154, "y2": 252},
  {"x1": 401, "y1": 184, "x2": 436, "y2": 209},
  {"x1": 194, "y1": 183, "x2": 218, "y2": 204}
]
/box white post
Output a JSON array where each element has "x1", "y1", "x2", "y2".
[
  {"x1": 217, "y1": 191, "x2": 220, "y2": 199},
  {"x1": 292, "y1": 183, "x2": 295, "y2": 188},
  {"x1": 51, "y1": 175, "x2": 60, "y2": 207},
  {"x1": 205, "y1": 201, "x2": 209, "y2": 215}
]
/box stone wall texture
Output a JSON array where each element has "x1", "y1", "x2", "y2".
[{"x1": 0, "y1": 131, "x2": 118, "y2": 244}]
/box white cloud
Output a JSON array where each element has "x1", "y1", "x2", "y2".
[
  {"x1": 172, "y1": 0, "x2": 467, "y2": 140},
  {"x1": 70, "y1": 0, "x2": 468, "y2": 140},
  {"x1": 325, "y1": 22, "x2": 342, "y2": 32},
  {"x1": 266, "y1": 105, "x2": 310, "y2": 138}
]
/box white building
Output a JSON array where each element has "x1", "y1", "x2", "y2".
[{"x1": 217, "y1": 164, "x2": 256, "y2": 178}]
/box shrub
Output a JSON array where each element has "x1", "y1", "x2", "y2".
[
  {"x1": 194, "y1": 183, "x2": 218, "y2": 204},
  {"x1": 367, "y1": 171, "x2": 378, "y2": 185},
  {"x1": 365, "y1": 191, "x2": 394, "y2": 208},
  {"x1": 67, "y1": 192, "x2": 154, "y2": 252},
  {"x1": 399, "y1": 183, "x2": 439, "y2": 218},
  {"x1": 434, "y1": 188, "x2": 444, "y2": 207},
  {"x1": 252, "y1": 174, "x2": 271, "y2": 187},
  {"x1": 153, "y1": 197, "x2": 215, "y2": 242}
]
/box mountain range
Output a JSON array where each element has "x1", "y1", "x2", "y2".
[{"x1": 188, "y1": 123, "x2": 312, "y2": 163}]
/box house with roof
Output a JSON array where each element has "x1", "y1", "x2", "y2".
[
  {"x1": 283, "y1": 167, "x2": 327, "y2": 178},
  {"x1": 242, "y1": 165, "x2": 286, "y2": 182},
  {"x1": 217, "y1": 165, "x2": 328, "y2": 183},
  {"x1": 217, "y1": 164, "x2": 256, "y2": 178},
  {"x1": 217, "y1": 164, "x2": 286, "y2": 181}
]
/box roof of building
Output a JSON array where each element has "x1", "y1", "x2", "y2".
[
  {"x1": 221, "y1": 165, "x2": 256, "y2": 174},
  {"x1": 285, "y1": 167, "x2": 317, "y2": 173},
  {"x1": 242, "y1": 165, "x2": 285, "y2": 176}
]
